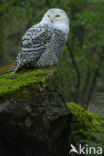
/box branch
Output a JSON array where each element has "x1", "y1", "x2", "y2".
[
  {"x1": 46, "y1": 0, "x2": 52, "y2": 7},
  {"x1": 67, "y1": 42, "x2": 81, "y2": 90},
  {"x1": 82, "y1": 67, "x2": 90, "y2": 95},
  {"x1": 85, "y1": 46, "x2": 104, "y2": 108}
]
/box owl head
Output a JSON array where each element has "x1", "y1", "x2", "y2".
[{"x1": 41, "y1": 8, "x2": 69, "y2": 35}]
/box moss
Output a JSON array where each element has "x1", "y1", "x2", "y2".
[
  {"x1": 0, "y1": 66, "x2": 56, "y2": 100},
  {"x1": 0, "y1": 64, "x2": 12, "y2": 74},
  {"x1": 67, "y1": 102, "x2": 104, "y2": 145}
]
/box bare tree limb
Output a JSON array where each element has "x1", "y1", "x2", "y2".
[
  {"x1": 82, "y1": 67, "x2": 90, "y2": 95},
  {"x1": 85, "y1": 46, "x2": 104, "y2": 108},
  {"x1": 46, "y1": 0, "x2": 52, "y2": 8},
  {"x1": 67, "y1": 42, "x2": 81, "y2": 90}
]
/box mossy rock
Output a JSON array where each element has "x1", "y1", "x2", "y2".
[
  {"x1": 0, "y1": 65, "x2": 70, "y2": 156},
  {"x1": 0, "y1": 65, "x2": 104, "y2": 156},
  {"x1": 0, "y1": 65, "x2": 56, "y2": 101},
  {"x1": 67, "y1": 102, "x2": 104, "y2": 155},
  {"x1": 0, "y1": 64, "x2": 12, "y2": 74}
]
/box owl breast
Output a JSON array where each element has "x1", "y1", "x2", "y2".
[{"x1": 36, "y1": 29, "x2": 66, "y2": 67}]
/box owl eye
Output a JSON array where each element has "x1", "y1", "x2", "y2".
[
  {"x1": 55, "y1": 15, "x2": 60, "y2": 17},
  {"x1": 48, "y1": 15, "x2": 50, "y2": 17}
]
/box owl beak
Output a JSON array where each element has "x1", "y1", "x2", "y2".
[
  {"x1": 51, "y1": 19, "x2": 53, "y2": 23},
  {"x1": 50, "y1": 18, "x2": 53, "y2": 23}
]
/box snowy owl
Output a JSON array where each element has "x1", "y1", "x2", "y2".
[{"x1": 12, "y1": 8, "x2": 69, "y2": 73}]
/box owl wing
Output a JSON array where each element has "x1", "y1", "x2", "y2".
[{"x1": 12, "y1": 23, "x2": 52, "y2": 73}]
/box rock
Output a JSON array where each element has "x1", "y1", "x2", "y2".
[
  {"x1": 0, "y1": 66, "x2": 71, "y2": 156},
  {"x1": 67, "y1": 102, "x2": 104, "y2": 155},
  {"x1": 0, "y1": 66, "x2": 104, "y2": 156}
]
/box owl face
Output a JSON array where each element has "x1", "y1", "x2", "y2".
[
  {"x1": 42, "y1": 8, "x2": 69, "y2": 25},
  {"x1": 42, "y1": 8, "x2": 69, "y2": 34}
]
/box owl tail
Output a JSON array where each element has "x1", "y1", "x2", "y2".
[
  {"x1": 9, "y1": 51, "x2": 22, "y2": 73},
  {"x1": 10, "y1": 62, "x2": 20, "y2": 73}
]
